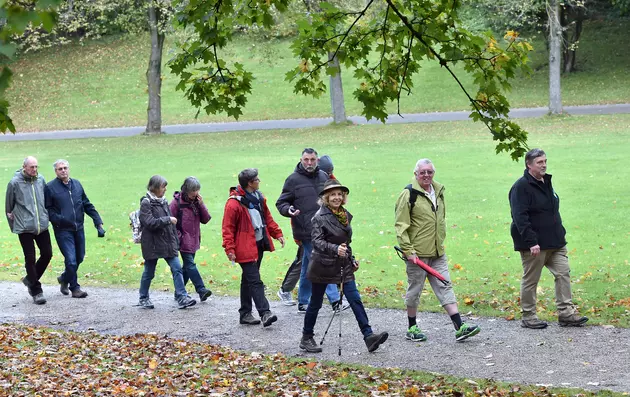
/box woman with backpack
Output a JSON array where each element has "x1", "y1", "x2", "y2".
[
  {"x1": 138, "y1": 175, "x2": 196, "y2": 309},
  {"x1": 170, "y1": 177, "x2": 213, "y2": 302}
]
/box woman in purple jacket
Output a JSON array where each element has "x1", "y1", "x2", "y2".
[{"x1": 170, "y1": 177, "x2": 213, "y2": 302}]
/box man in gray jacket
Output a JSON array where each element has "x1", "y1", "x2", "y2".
[{"x1": 5, "y1": 156, "x2": 52, "y2": 304}]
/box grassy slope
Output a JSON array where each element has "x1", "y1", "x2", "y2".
[{"x1": 5, "y1": 19, "x2": 630, "y2": 132}]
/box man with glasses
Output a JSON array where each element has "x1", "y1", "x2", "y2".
[
  {"x1": 395, "y1": 159, "x2": 480, "y2": 342},
  {"x1": 509, "y1": 148, "x2": 588, "y2": 329},
  {"x1": 45, "y1": 159, "x2": 105, "y2": 298}
]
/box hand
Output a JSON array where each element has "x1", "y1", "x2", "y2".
[
  {"x1": 337, "y1": 243, "x2": 348, "y2": 257},
  {"x1": 227, "y1": 252, "x2": 236, "y2": 262},
  {"x1": 407, "y1": 253, "x2": 418, "y2": 264},
  {"x1": 352, "y1": 259, "x2": 360, "y2": 271},
  {"x1": 277, "y1": 236, "x2": 286, "y2": 248},
  {"x1": 97, "y1": 224, "x2": 106, "y2": 238},
  {"x1": 6, "y1": 213, "x2": 13, "y2": 221},
  {"x1": 288, "y1": 206, "x2": 300, "y2": 217},
  {"x1": 197, "y1": 194, "x2": 203, "y2": 204},
  {"x1": 170, "y1": 217, "x2": 177, "y2": 225},
  {"x1": 529, "y1": 244, "x2": 541, "y2": 256}
]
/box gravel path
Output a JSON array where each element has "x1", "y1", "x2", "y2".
[{"x1": 1, "y1": 281, "x2": 628, "y2": 393}]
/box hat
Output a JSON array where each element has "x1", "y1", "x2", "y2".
[
  {"x1": 319, "y1": 179, "x2": 349, "y2": 196},
  {"x1": 318, "y1": 155, "x2": 334, "y2": 174}
]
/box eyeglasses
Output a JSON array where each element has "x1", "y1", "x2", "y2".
[
  {"x1": 56, "y1": 167, "x2": 68, "y2": 171},
  {"x1": 417, "y1": 170, "x2": 434, "y2": 176}
]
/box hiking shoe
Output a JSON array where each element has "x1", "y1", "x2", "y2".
[
  {"x1": 71, "y1": 289, "x2": 88, "y2": 298},
  {"x1": 57, "y1": 275, "x2": 70, "y2": 296},
  {"x1": 406, "y1": 325, "x2": 427, "y2": 342},
  {"x1": 297, "y1": 304, "x2": 307, "y2": 314},
  {"x1": 277, "y1": 289, "x2": 296, "y2": 306},
  {"x1": 332, "y1": 300, "x2": 350, "y2": 313},
  {"x1": 261, "y1": 311, "x2": 278, "y2": 327},
  {"x1": 177, "y1": 295, "x2": 196, "y2": 309},
  {"x1": 521, "y1": 318, "x2": 548, "y2": 329},
  {"x1": 32, "y1": 293, "x2": 46, "y2": 305},
  {"x1": 455, "y1": 322, "x2": 480, "y2": 342},
  {"x1": 299, "y1": 335, "x2": 322, "y2": 353},
  {"x1": 21, "y1": 276, "x2": 31, "y2": 288},
  {"x1": 240, "y1": 312, "x2": 261, "y2": 325},
  {"x1": 139, "y1": 298, "x2": 154, "y2": 309},
  {"x1": 365, "y1": 332, "x2": 389, "y2": 353},
  {"x1": 558, "y1": 313, "x2": 589, "y2": 327},
  {"x1": 199, "y1": 289, "x2": 212, "y2": 302}
]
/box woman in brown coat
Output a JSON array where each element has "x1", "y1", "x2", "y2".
[{"x1": 299, "y1": 179, "x2": 388, "y2": 353}]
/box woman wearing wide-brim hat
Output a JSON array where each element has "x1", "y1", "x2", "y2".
[{"x1": 299, "y1": 179, "x2": 388, "y2": 353}]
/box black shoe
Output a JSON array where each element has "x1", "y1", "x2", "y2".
[
  {"x1": 32, "y1": 293, "x2": 46, "y2": 305},
  {"x1": 139, "y1": 298, "x2": 154, "y2": 309},
  {"x1": 365, "y1": 332, "x2": 389, "y2": 353},
  {"x1": 240, "y1": 312, "x2": 261, "y2": 325},
  {"x1": 177, "y1": 295, "x2": 196, "y2": 309},
  {"x1": 199, "y1": 289, "x2": 212, "y2": 302},
  {"x1": 299, "y1": 335, "x2": 322, "y2": 353},
  {"x1": 261, "y1": 311, "x2": 278, "y2": 327},
  {"x1": 57, "y1": 275, "x2": 70, "y2": 295},
  {"x1": 71, "y1": 289, "x2": 88, "y2": 298},
  {"x1": 21, "y1": 277, "x2": 33, "y2": 295},
  {"x1": 297, "y1": 304, "x2": 306, "y2": 314}
]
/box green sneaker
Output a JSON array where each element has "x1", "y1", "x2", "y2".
[
  {"x1": 405, "y1": 325, "x2": 427, "y2": 341},
  {"x1": 455, "y1": 322, "x2": 480, "y2": 342}
]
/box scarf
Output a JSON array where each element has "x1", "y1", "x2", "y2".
[
  {"x1": 147, "y1": 191, "x2": 168, "y2": 205},
  {"x1": 327, "y1": 205, "x2": 348, "y2": 226}
]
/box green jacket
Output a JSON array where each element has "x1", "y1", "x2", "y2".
[
  {"x1": 5, "y1": 170, "x2": 49, "y2": 235},
  {"x1": 394, "y1": 178, "x2": 446, "y2": 258}
]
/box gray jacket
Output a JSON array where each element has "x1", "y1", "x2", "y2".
[{"x1": 5, "y1": 169, "x2": 49, "y2": 235}]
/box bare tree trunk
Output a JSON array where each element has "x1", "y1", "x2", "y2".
[
  {"x1": 328, "y1": 53, "x2": 347, "y2": 124},
  {"x1": 563, "y1": 16, "x2": 583, "y2": 73},
  {"x1": 145, "y1": 3, "x2": 165, "y2": 135},
  {"x1": 548, "y1": 0, "x2": 563, "y2": 114}
]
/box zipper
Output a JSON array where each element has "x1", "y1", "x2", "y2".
[
  {"x1": 69, "y1": 186, "x2": 77, "y2": 230},
  {"x1": 31, "y1": 181, "x2": 41, "y2": 235}
]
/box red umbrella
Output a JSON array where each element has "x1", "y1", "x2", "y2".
[{"x1": 394, "y1": 246, "x2": 450, "y2": 286}]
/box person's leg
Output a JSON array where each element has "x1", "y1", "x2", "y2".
[
  {"x1": 424, "y1": 255, "x2": 459, "y2": 327},
  {"x1": 520, "y1": 250, "x2": 548, "y2": 319},
  {"x1": 302, "y1": 282, "x2": 327, "y2": 336},
  {"x1": 181, "y1": 252, "x2": 207, "y2": 293},
  {"x1": 297, "y1": 241, "x2": 313, "y2": 306},
  {"x1": 139, "y1": 259, "x2": 157, "y2": 300},
  {"x1": 343, "y1": 280, "x2": 372, "y2": 337},
  {"x1": 546, "y1": 246, "x2": 587, "y2": 327},
  {"x1": 281, "y1": 245, "x2": 303, "y2": 293},
  {"x1": 404, "y1": 259, "x2": 427, "y2": 340},
  {"x1": 18, "y1": 233, "x2": 39, "y2": 296},
  {"x1": 54, "y1": 229, "x2": 79, "y2": 290},
  {"x1": 325, "y1": 283, "x2": 340, "y2": 305},
  {"x1": 73, "y1": 229, "x2": 86, "y2": 291},
  {"x1": 165, "y1": 256, "x2": 188, "y2": 299},
  {"x1": 33, "y1": 230, "x2": 53, "y2": 281}
]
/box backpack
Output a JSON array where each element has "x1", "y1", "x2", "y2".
[
  {"x1": 403, "y1": 184, "x2": 420, "y2": 215},
  {"x1": 129, "y1": 197, "x2": 149, "y2": 244}
]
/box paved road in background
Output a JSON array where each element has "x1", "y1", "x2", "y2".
[{"x1": 1, "y1": 104, "x2": 629, "y2": 142}]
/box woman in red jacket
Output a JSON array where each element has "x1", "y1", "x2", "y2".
[{"x1": 222, "y1": 168, "x2": 285, "y2": 327}]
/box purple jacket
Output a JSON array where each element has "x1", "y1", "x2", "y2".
[{"x1": 169, "y1": 191, "x2": 212, "y2": 253}]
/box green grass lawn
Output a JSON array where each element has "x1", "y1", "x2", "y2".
[
  {"x1": 1, "y1": 114, "x2": 629, "y2": 327},
  {"x1": 4, "y1": 19, "x2": 630, "y2": 132}
]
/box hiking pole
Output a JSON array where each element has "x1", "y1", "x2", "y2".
[
  {"x1": 338, "y1": 265, "x2": 344, "y2": 356},
  {"x1": 319, "y1": 261, "x2": 346, "y2": 346}
]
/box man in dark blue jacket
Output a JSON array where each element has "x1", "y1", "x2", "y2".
[
  {"x1": 45, "y1": 159, "x2": 104, "y2": 298},
  {"x1": 509, "y1": 148, "x2": 588, "y2": 329}
]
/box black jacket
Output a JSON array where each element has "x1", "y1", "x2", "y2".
[
  {"x1": 509, "y1": 170, "x2": 567, "y2": 251},
  {"x1": 139, "y1": 194, "x2": 179, "y2": 260},
  {"x1": 307, "y1": 205, "x2": 356, "y2": 284},
  {"x1": 45, "y1": 178, "x2": 102, "y2": 232},
  {"x1": 276, "y1": 163, "x2": 329, "y2": 241}
]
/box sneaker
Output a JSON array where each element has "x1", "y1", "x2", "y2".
[
  {"x1": 139, "y1": 298, "x2": 154, "y2": 309},
  {"x1": 32, "y1": 293, "x2": 46, "y2": 305},
  {"x1": 299, "y1": 335, "x2": 322, "y2": 353},
  {"x1": 521, "y1": 318, "x2": 548, "y2": 329},
  {"x1": 239, "y1": 312, "x2": 261, "y2": 325},
  {"x1": 57, "y1": 275, "x2": 70, "y2": 296},
  {"x1": 297, "y1": 304, "x2": 307, "y2": 314},
  {"x1": 455, "y1": 322, "x2": 481, "y2": 342},
  {"x1": 332, "y1": 300, "x2": 350, "y2": 313},
  {"x1": 406, "y1": 325, "x2": 427, "y2": 341},
  {"x1": 71, "y1": 289, "x2": 88, "y2": 298},
  {"x1": 277, "y1": 289, "x2": 296, "y2": 306},
  {"x1": 199, "y1": 289, "x2": 212, "y2": 302},
  {"x1": 558, "y1": 313, "x2": 589, "y2": 327},
  {"x1": 261, "y1": 311, "x2": 278, "y2": 327},
  {"x1": 365, "y1": 332, "x2": 389, "y2": 353},
  {"x1": 177, "y1": 295, "x2": 196, "y2": 309}
]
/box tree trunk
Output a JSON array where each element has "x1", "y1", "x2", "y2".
[
  {"x1": 328, "y1": 53, "x2": 347, "y2": 124},
  {"x1": 548, "y1": 0, "x2": 563, "y2": 114},
  {"x1": 563, "y1": 13, "x2": 583, "y2": 73},
  {"x1": 145, "y1": 3, "x2": 165, "y2": 135}
]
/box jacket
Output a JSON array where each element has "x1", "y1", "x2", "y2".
[
  {"x1": 5, "y1": 169, "x2": 49, "y2": 235},
  {"x1": 276, "y1": 162, "x2": 329, "y2": 241},
  {"x1": 509, "y1": 170, "x2": 567, "y2": 251},
  {"x1": 169, "y1": 191, "x2": 212, "y2": 254},
  {"x1": 139, "y1": 194, "x2": 179, "y2": 260},
  {"x1": 308, "y1": 205, "x2": 356, "y2": 284},
  {"x1": 222, "y1": 186, "x2": 283, "y2": 263},
  {"x1": 45, "y1": 178, "x2": 102, "y2": 232},
  {"x1": 394, "y1": 178, "x2": 446, "y2": 258}
]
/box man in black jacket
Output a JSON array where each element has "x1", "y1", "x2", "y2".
[
  {"x1": 509, "y1": 148, "x2": 588, "y2": 329},
  {"x1": 45, "y1": 159, "x2": 105, "y2": 298}
]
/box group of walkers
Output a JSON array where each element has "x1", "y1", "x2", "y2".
[{"x1": 5, "y1": 147, "x2": 588, "y2": 354}]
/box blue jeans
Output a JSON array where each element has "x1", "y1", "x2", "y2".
[
  {"x1": 298, "y1": 240, "x2": 340, "y2": 305},
  {"x1": 54, "y1": 229, "x2": 86, "y2": 292},
  {"x1": 139, "y1": 257, "x2": 187, "y2": 299},
  {"x1": 303, "y1": 280, "x2": 372, "y2": 338},
  {"x1": 180, "y1": 252, "x2": 207, "y2": 293}
]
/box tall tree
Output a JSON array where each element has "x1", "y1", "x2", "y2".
[
  {"x1": 145, "y1": 1, "x2": 169, "y2": 135},
  {"x1": 548, "y1": 0, "x2": 563, "y2": 114}
]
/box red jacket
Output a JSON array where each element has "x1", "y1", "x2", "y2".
[{"x1": 222, "y1": 186, "x2": 283, "y2": 263}]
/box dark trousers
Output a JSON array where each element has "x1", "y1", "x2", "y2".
[
  {"x1": 54, "y1": 228, "x2": 86, "y2": 291},
  {"x1": 18, "y1": 230, "x2": 53, "y2": 296},
  {"x1": 239, "y1": 241, "x2": 270, "y2": 317},
  {"x1": 181, "y1": 252, "x2": 207, "y2": 293},
  {"x1": 280, "y1": 245, "x2": 303, "y2": 293}
]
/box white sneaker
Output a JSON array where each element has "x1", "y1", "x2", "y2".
[{"x1": 277, "y1": 289, "x2": 296, "y2": 306}]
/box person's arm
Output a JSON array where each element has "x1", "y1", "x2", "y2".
[
  {"x1": 394, "y1": 189, "x2": 414, "y2": 256},
  {"x1": 5, "y1": 182, "x2": 15, "y2": 230},
  {"x1": 221, "y1": 200, "x2": 238, "y2": 261},
  {"x1": 311, "y1": 215, "x2": 339, "y2": 256},
  {"x1": 198, "y1": 199, "x2": 212, "y2": 224},
  {"x1": 509, "y1": 183, "x2": 538, "y2": 249},
  {"x1": 275, "y1": 177, "x2": 296, "y2": 217},
  {"x1": 79, "y1": 182, "x2": 102, "y2": 228},
  {"x1": 44, "y1": 183, "x2": 63, "y2": 226},
  {"x1": 139, "y1": 198, "x2": 170, "y2": 230}
]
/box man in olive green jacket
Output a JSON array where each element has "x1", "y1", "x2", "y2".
[{"x1": 395, "y1": 159, "x2": 480, "y2": 342}]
